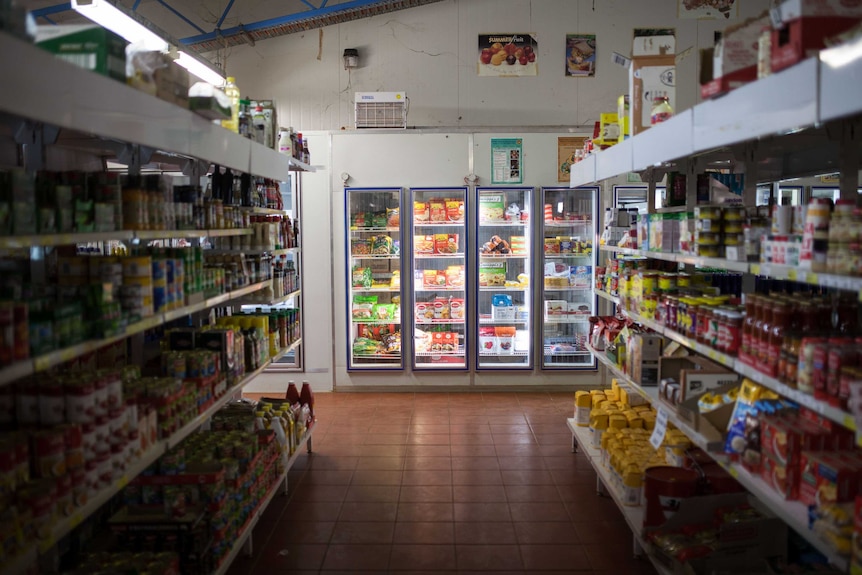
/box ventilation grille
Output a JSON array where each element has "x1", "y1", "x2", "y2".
[{"x1": 355, "y1": 92, "x2": 407, "y2": 129}]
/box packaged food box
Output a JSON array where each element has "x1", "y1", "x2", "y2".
[
  {"x1": 36, "y1": 24, "x2": 128, "y2": 82},
  {"x1": 429, "y1": 198, "x2": 447, "y2": 222},
  {"x1": 702, "y1": 11, "x2": 770, "y2": 98},
  {"x1": 414, "y1": 201, "x2": 430, "y2": 223},
  {"x1": 800, "y1": 451, "x2": 859, "y2": 506},
  {"x1": 479, "y1": 194, "x2": 505, "y2": 222},
  {"x1": 629, "y1": 54, "x2": 676, "y2": 136},
  {"x1": 479, "y1": 261, "x2": 506, "y2": 286},
  {"x1": 771, "y1": 0, "x2": 862, "y2": 72},
  {"x1": 544, "y1": 300, "x2": 566, "y2": 319},
  {"x1": 414, "y1": 235, "x2": 434, "y2": 254},
  {"x1": 760, "y1": 450, "x2": 800, "y2": 500}
]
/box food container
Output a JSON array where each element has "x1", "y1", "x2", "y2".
[{"x1": 643, "y1": 466, "x2": 700, "y2": 527}]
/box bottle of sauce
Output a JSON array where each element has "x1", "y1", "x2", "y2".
[
  {"x1": 758, "y1": 300, "x2": 774, "y2": 368},
  {"x1": 768, "y1": 301, "x2": 789, "y2": 377},
  {"x1": 742, "y1": 294, "x2": 758, "y2": 359}
]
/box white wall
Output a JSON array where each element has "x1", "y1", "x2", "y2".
[{"x1": 217, "y1": 0, "x2": 770, "y2": 132}]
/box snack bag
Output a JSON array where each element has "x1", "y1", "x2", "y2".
[
  {"x1": 423, "y1": 269, "x2": 439, "y2": 288},
  {"x1": 386, "y1": 207, "x2": 400, "y2": 227},
  {"x1": 446, "y1": 199, "x2": 464, "y2": 222},
  {"x1": 350, "y1": 238, "x2": 371, "y2": 255},
  {"x1": 435, "y1": 233, "x2": 459, "y2": 254},
  {"x1": 352, "y1": 267, "x2": 373, "y2": 289},
  {"x1": 373, "y1": 304, "x2": 396, "y2": 321},
  {"x1": 446, "y1": 265, "x2": 465, "y2": 288},
  {"x1": 372, "y1": 211, "x2": 387, "y2": 228},
  {"x1": 430, "y1": 199, "x2": 446, "y2": 222},
  {"x1": 414, "y1": 201, "x2": 430, "y2": 223},
  {"x1": 351, "y1": 294, "x2": 377, "y2": 319},
  {"x1": 372, "y1": 235, "x2": 394, "y2": 254},
  {"x1": 414, "y1": 235, "x2": 434, "y2": 254}
]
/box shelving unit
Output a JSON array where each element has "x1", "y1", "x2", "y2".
[
  {"x1": 0, "y1": 28, "x2": 312, "y2": 575},
  {"x1": 573, "y1": 38, "x2": 862, "y2": 574}
]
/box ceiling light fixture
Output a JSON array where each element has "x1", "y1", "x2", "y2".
[
  {"x1": 71, "y1": 0, "x2": 168, "y2": 51},
  {"x1": 176, "y1": 51, "x2": 225, "y2": 85}
]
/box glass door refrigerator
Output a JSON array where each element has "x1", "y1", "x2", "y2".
[
  {"x1": 475, "y1": 187, "x2": 533, "y2": 369},
  {"x1": 410, "y1": 188, "x2": 468, "y2": 369},
  {"x1": 346, "y1": 187, "x2": 404, "y2": 370},
  {"x1": 540, "y1": 186, "x2": 598, "y2": 369}
]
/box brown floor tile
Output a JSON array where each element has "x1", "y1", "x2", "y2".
[
  {"x1": 268, "y1": 520, "x2": 335, "y2": 544},
  {"x1": 492, "y1": 434, "x2": 537, "y2": 445},
  {"x1": 501, "y1": 469, "x2": 556, "y2": 485},
  {"x1": 489, "y1": 424, "x2": 532, "y2": 434},
  {"x1": 452, "y1": 469, "x2": 503, "y2": 485},
  {"x1": 504, "y1": 484, "x2": 562, "y2": 502},
  {"x1": 402, "y1": 469, "x2": 453, "y2": 485},
  {"x1": 404, "y1": 456, "x2": 452, "y2": 470},
  {"x1": 364, "y1": 433, "x2": 409, "y2": 445},
  {"x1": 513, "y1": 521, "x2": 581, "y2": 544},
  {"x1": 449, "y1": 423, "x2": 491, "y2": 434},
  {"x1": 369, "y1": 424, "x2": 411, "y2": 434},
  {"x1": 392, "y1": 521, "x2": 456, "y2": 544},
  {"x1": 520, "y1": 544, "x2": 592, "y2": 571},
  {"x1": 495, "y1": 443, "x2": 542, "y2": 457},
  {"x1": 283, "y1": 500, "x2": 343, "y2": 522},
  {"x1": 355, "y1": 456, "x2": 405, "y2": 470},
  {"x1": 322, "y1": 544, "x2": 392, "y2": 571},
  {"x1": 308, "y1": 455, "x2": 360, "y2": 470},
  {"x1": 534, "y1": 433, "x2": 574, "y2": 446},
  {"x1": 550, "y1": 469, "x2": 596, "y2": 487},
  {"x1": 585, "y1": 542, "x2": 653, "y2": 571},
  {"x1": 292, "y1": 483, "x2": 349, "y2": 502},
  {"x1": 408, "y1": 433, "x2": 450, "y2": 445},
  {"x1": 529, "y1": 424, "x2": 570, "y2": 435},
  {"x1": 455, "y1": 544, "x2": 523, "y2": 570},
  {"x1": 351, "y1": 469, "x2": 404, "y2": 485},
  {"x1": 406, "y1": 444, "x2": 451, "y2": 457},
  {"x1": 450, "y1": 444, "x2": 497, "y2": 457},
  {"x1": 453, "y1": 502, "x2": 511, "y2": 522},
  {"x1": 330, "y1": 521, "x2": 395, "y2": 544},
  {"x1": 543, "y1": 455, "x2": 585, "y2": 470},
  {"x1": 345, "y1": 484, "x2": 401, "y2": 502},
  {"x1": 538, "y1": 444, "x2": 576, "y2": 457},
  {"x1": 453, "y1": 521, "x2": 518, "y2": 544},
  {"x1": 498, "y1": 456, "x2": 546, "y2": 470},
  {"x1": 256, "y1": 542, "x2": 327, "y2": 570},
  {"x1": 509, "y1": 501, "x2": 571, "y2": 522},
  {"x1": 411, "y1": 414, "x2": 450, "y2": 425},
  {"x1": 389, "y1": 544, "x2": 457, "y2": 570},
  {"x1": 300, "y1": 468, "x2": 354, "y2": 485},
  {"x1": 449, "y1": 433, "x2": 494, "y2": 445},
  {"x1": 486, "y1": 414, "x2": 527, "y2": 424},
  {"x1": 564, "y1": 496, "x2": 623, "y2": 518},
  {"x1": 399, "y1": 485, "x2": 453, "y2": 502},
  {"x1": 317, "y1": 433, "x2": 366, "y2": 446},
  {"x1": 338, "y1": 501, "x2": 399, "y2": 522},
  {"x1": 396, "y1": 502, "x2": 454, "y2": 522},
  {"x1": 454, "y1": 484, "x2": 507, "y2": 502},
  {"x1": 573, "y1": 519, "x2": 633, "y2": 544},
  {"x1": 451, "y1": 456, "x2": 499, "y2": 470},
  {"x1": 360, "y1": 444, "x2": 408, "y2": 457},
  {"x1": 409, "y1": 424, "x2": 450, "y2": 434}
]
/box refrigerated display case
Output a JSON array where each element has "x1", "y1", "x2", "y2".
[
  {"x1": 346, "y1": 187, "x2": 404, "y2": 370},
  {"x1": 476, "y1": 187, "x2": 532, "y2": 369},
  {"x1": 540, "y1": 186, "x2": 597, "y2": 369},
  {"x1": 410, "y1": 188, "x2": 468, "y2": 369}
]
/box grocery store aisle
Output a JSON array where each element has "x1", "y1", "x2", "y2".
[{"x1": 229, "y1": 391, "x2": 657, "y2": 574}]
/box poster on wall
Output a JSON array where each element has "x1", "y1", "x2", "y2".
[
  {"x1": 491, "y1": 138, "x2": 523, "y2": 184},
  {"x1": 678, "y1": 0, "x2": 738, "y2": 19},
  {"x1": 565, "y1": 35, "x2": 596, "y2": 77},
  {"x1": 557, "y1": 137, "x2": 586, "y2": 182},
  {"x1": 478, "y1": 34, "x2": 538, "y2": 77}
]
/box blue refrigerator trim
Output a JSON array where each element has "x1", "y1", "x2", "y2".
[
  {"x1": 345, "y1": 187, "x2": 405, "y2": 372},
  {"x1": 409, "y1": 187, "x2": 471, "y2": 372},
  {"x1": 539, "y1": 186, "x2": 599, "y2": 371},
  {"x1": 474, "y1": 186, "x2": 535, "y2": 371}
]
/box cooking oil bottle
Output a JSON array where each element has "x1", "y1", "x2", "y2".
[{"x1": 221, "y1": 77, "x2": 241, "y2": 133}]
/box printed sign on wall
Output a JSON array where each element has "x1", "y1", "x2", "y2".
[
  {"x1": 491, "y1": 138, "x2": 523, "y2": 184},
  {"x1": 565, "y1": 35, "x2": 596, "y2": 77},
  {"x1": 557, "y1": 137, "x2": 586, "y2": 182},
  {"x1": 478, "y1": 34, "x2": 538, "y2": 77},
  {"x1": 678, "y1": 0, "x2": 738, "y2": 19}
]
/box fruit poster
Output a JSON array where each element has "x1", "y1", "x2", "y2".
[
  {"x1": 557, "y1": 137, "x2": 586, "y2": 182},
  {"x1": 565, "y1": 35, "x2": 596, "y2": 77},
  {"x1": 478, "y1": 34, "x2": 537, "y2": 77},
  {"x1": 491, "y1": 138, "x2": 523, "y2": 184},
  {"x1": 678, "y1": 0, "x2": 738, "y2": 19}
]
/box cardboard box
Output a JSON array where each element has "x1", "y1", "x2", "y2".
[
  {"x1": 672, "y1": 381, "x2": 736, "y2": 450},
  {"x1": 771, "y1": 0, "x2": 862, "y2": 72},
  {"x1": 630, "y1": 55, "x2": 676, "y2": 136},
  {"x1": 154, "y1": 62, "x2": 190, "y2": 108},
  {"x1": 544, "y1": 300, "x2": 567, "y2": 319},
  {"x1": 632, "y1": 29, "x2": 676, "y2": 57},
  {"x1": 646, "y1": 493, "x2": 787, "y2": 575},
  {"x1": 36, "y1": 24, "x2": 127, "y2": 82},
  {"x1": 702, "y1": 11, "x2": 771, "y2": 99},
  {"x1": 649, "y1": 213, "x2": 676, "y2": 252},
  {"x1": 629, "y1": 333, "x2": 663, "y2": 386},
  {"x1": 659, "y1": 356, "x2": 739, "y2": 402}
]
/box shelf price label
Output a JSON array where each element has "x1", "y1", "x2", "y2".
[{"x1": 650, "y1": 408, "x2": 669, "y2": 450}]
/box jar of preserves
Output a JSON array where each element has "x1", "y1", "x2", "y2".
[
  {"x1": 768, "y1": 302, "x2": 789, "y2": 372},
  {"x1": 651, "y1": 94, "x2": 674, "y2": 125},
  {"x1": 667, "y1": 296, "x2": 679, "y2": 331},
  {"x1": 723, "y1": 310, "x2": 744, "y2": 355}
]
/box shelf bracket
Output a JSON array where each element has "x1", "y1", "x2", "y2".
[
  {"x1": 14, "y1": 120, "x2": 59, "y2": 173},
  {"x1": 118, "y1": 143, "x2": 155, "y2": 176},
  {"x1": 183, "y1": 158, "x2": 210, "y2": 181}
]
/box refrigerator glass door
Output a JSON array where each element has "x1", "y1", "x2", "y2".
[
  {"x1": 476, "y1": 187, "x2": 532, "y2": 369},
  {"x1": 410, "y1": 188, "x2": 468, "y2": 369},
  {"x1": 541, "y1": 187, "x2": 597, "y2": 369},
  {"x1": 346, "y1": 187, "x2": 404, "y2": 370}
]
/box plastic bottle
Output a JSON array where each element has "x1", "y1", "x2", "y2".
[
  {"x1": 300, "y1": 381, "x2": 314, "y2": 421},
  {"x1": 252, "y1": 104, "x2": 267, "y2": 145},
  {"x1": 221, "y1": 77, "x2": 241, "y2": 134},
  {"x1": 278, "y1": 131, "x2": 292, "y2": 155},
  {"x1": 286, "y1": 380, "x2": 300, "y2": 405}
]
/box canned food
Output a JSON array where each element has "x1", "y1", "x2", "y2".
[
  {"x1": 697, "y1": 232, "x2": 721, "y2": 246},
  {"x1": 694, "y1": 206, "x2": 723, "y2": 220}
]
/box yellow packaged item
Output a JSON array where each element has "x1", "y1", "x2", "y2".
[
  {"x1": 574, "y1": 391, "x2": 592, "y2": 427},
  {"x1": 609, "y1": 414, "x2": 628, "y2": 430},
  {"x1": 589, "y1": 412, "x2": 609, "y2": 449}
]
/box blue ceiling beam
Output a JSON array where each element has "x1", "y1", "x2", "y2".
[
  {"x1": 215, "y1": 0, "x2": 236, "y2": 29},
  {"x1": 132, "y1": 0, "x2": 142, "y2": 10},
  {"x1": 30, "y1": 2, "x2": 71, "y2": 17},
  {"x1": 181, "y1": 0, "x2": 391, "y2": 44},
  {"x1": 155, "y1": 0, "x2": 205, "y2": 33},
  {"x1": 320, "y1": 0, "x2": 328, "y2": 6}
]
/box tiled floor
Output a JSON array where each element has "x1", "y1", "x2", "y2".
[{"x1": 229, "y1": 391, "x2": 658, "y2": 574}]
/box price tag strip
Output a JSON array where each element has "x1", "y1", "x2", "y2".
[{"x1": 649, "y1": 408, "x2": 669, "y2": 450}]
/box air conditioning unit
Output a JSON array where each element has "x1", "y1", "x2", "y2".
[{"x1": 354, "y1": 92, "x2": 408, "y2": 129}]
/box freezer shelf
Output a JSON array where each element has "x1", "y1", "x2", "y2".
[
  {"x1": 477, "y1": 187, "x2": 533, "y2": 369},
  {"x1": 346, "y1": 187, "x2": 404, "y2": 370},
  {"x1": 540, "y1": 186, "x2": 598, "y2": 369}
]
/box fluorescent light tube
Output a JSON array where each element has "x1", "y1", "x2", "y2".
[
  {"x1": 72, "y1": 0, "x2": 168, "y2": 51},
  {"x1": 176, "y1": 51, "x2": 225, "y2": 85}
]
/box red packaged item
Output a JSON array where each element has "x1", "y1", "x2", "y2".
[
  {"x1": 828, "y1": 343, "x2": 858, "y2": 407},
  {"x1": 761, "y1": 451, "x2": 799, "y2": 500},
  {"x1": 771, "y1": 0, "x2": 862, "y2": 73},
  {"x1": 800, "y1": 451, "x2": 859, "y2": 507},
  {"x1": 760, "y1": 414, "x2": 825, "y2": 467}
]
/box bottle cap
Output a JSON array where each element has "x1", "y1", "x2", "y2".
[{"x1": 226, "y1": 76, "x2": 236, "y2": 83}]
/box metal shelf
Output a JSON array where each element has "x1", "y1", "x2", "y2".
[
  {"x1": 478, "y1": 221, "x2": 528, "y2": 227},
  {"x1": 413, "y1": 222, "x2": 465, "y2": 228},
  {"x1": 206, "y1": 247, "x2": 299, "y2": 257},
  {"x1": 543, "y1": 317, "x2": 591, "y2": 324},
  {"x1": 478, "y1": 286, "x2": 528, "y2": 292},
  {"x1": 354, "y1": 287, "x2": 401, "y2": 293},
  {"x1": 0, "y1": 281, "x2": 269, "y2": 387},
  {"x1": 542, "y1": 286, "x2": 591, "y2": 292},
  {"x1": 350, "y1": 227, "x2": 401, "y2": 233},
  {"x1": 350, "y1": 254, "x2": 400, "y2": 259},
  {"x1": 353, "y1": 319, "x2": 405, "y2": 325},
  {"x1": 479, "y1": 318, "x2": 529, "y2": 325},
  {"x1": 596, "y1": 290, "x2": 621, "y2": 306},
  {"x1": 478, "y1": 254, "x2": 528, "y2": 259},
  {"x1": 242, "y1": 288, "x2": 301, "y2": 307},
  {"x1": 415, "y1": 319, "x2": 466, "y2": 325},
  {"x1": 414, "y1": 253, "x2": 466, "y2": 259},
  {"x1": 543, "y1": 221, "x2": 593, "y2": 228},
  {"x1": 543, "y1": 253, "x2": 592, "y2": 258}
]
